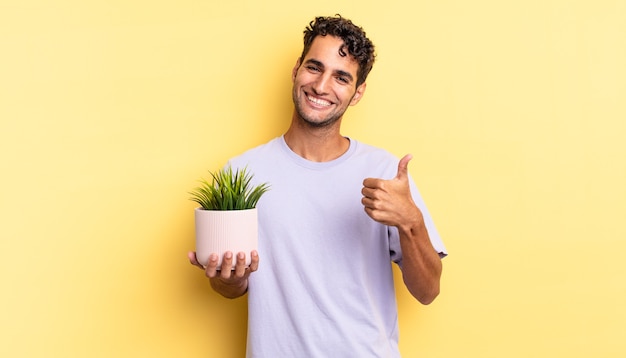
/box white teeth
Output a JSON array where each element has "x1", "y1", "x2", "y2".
[{"x1": 307, "y1": 95, "x2": 331, "y2": 107}]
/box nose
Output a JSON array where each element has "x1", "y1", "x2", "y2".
[{"x1": 312, "y1": 73, "x2": 331, "y2": 95}]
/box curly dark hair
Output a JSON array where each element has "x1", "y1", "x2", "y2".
[{"x1": 300, "y1": 15, "x2": 376, "y2": 87}]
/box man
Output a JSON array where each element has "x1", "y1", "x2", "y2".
[{"x1": 189, "y1": 15, "x2": 447, "y2": 357}]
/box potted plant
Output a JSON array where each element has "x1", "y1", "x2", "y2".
[{"x1": 189, "y1": 166, "x2": 269, "y2": 269}]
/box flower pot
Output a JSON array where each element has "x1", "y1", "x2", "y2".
[{"x1": 194, "y1": 207, "x2": 258, "y2": 269}]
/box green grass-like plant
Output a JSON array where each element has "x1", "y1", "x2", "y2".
[{"x1": 189, "y1": 167, "x2": 270, "y2": 210}]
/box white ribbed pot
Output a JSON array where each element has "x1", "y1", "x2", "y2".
[{"x1": 194, "y1": 208, "x2": 258, "y2": 269}]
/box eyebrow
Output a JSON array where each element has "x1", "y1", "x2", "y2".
[{"x1": 304, "y1": 58, "x2": 355, "y2": 83}]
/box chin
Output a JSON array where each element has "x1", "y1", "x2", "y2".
[{"x1": 302, "y1": 116, "x2": 340, "y2": 128}]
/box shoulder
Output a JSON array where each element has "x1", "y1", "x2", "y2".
[
  {"x1": 348, "y1": 138, "x2": 399, "y2": 176},
  {"x1": 228, "y1": 137, "x2": 282, "y2": 167},
  {"x1": 351, "y1": 139, "x2": 397, "y2": 161}
]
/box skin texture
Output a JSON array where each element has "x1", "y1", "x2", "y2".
[{"x1": 189, "y1": 35, "x2": 442, "y2": 304}]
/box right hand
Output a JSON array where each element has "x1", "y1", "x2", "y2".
[{"x1": 188, "y1": 250, "x2": 259, "y2": 297}]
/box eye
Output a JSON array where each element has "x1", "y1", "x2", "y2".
[
  {"x1": 337, "y1": 76, "x2": 349, "y2": 84},
  {"x1": 306, "y1": 65, "x2": 320, "y2": 72}
]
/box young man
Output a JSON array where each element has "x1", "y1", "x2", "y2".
[{"x1": 189, "y1": 15, "x2": 447, "y2": 357}]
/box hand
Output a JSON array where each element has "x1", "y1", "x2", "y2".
[
  {"x1": 188, "y1": 250, "x2": 259, "y2": 294},
  {"x1": 361, "y1": 154, "x2": 421, "y2": 229}
]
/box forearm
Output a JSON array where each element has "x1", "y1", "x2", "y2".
[
  {"x1": 209, "y1": 277, "x2": 249, "y2": 299},
  {"x1": 397, "y1": 213, "x2": 443, "y2": 305}
]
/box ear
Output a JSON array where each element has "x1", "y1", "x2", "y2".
[
  {"x1": 349, "y1": 82, "x2": 367, "y2": 106},
  {"x1": 292, "y1": 58, "x2": 302, "y2": 82}
]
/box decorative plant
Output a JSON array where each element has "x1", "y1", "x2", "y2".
[{"x1": 189, "y1": 166, "x2": 270, "y2": 210}]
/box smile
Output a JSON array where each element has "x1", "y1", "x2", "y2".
[{"x1": 306, "y1": 93, "x2": 332, "y2": 107}]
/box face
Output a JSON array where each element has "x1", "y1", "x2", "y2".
[{"x1": 291, "y1": 35, "x2": 366, "y2": 128}]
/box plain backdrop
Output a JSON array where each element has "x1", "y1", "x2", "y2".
[{"x1": 1, "y1": 1, "x2": 625, "y2": 357}]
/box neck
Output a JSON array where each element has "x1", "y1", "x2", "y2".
[{"x1": 283, "y1": 117, "x2": 349, "y2": 162}]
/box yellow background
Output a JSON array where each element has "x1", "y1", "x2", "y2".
[{"x1": 1, "y1": 1, "x2": 625, "y2": 357}]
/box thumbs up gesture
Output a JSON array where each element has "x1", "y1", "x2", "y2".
[{"x1": 361, "y1": 154, "x2": 422, "y2": 229}]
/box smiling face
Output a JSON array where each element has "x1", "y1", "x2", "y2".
[{"x1": 291, "y1": 35, "x2": 366, "y2": 129}]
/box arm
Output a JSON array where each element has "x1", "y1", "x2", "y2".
[
  {"x1": 188, "y1": 250, "x2": 259, "y2": 299},
  {"x1": 394, "y1": 208, "x2": 442, "y2": 304},
  {"x1": 361, "y1": 154, "x2": 443, "y2": 305}
]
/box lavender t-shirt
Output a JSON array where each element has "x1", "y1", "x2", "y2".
[{"x1": 227, "y1": 136, "x2": 447, "y2": 358}]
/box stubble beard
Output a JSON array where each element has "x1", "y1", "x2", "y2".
[{"x1": 292, "y1": 89, "x2": 349, "y2": 129}]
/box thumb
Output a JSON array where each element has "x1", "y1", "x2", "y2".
[{"x1": 396, "y1": 154, "x2": 413, "y2": 181}]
